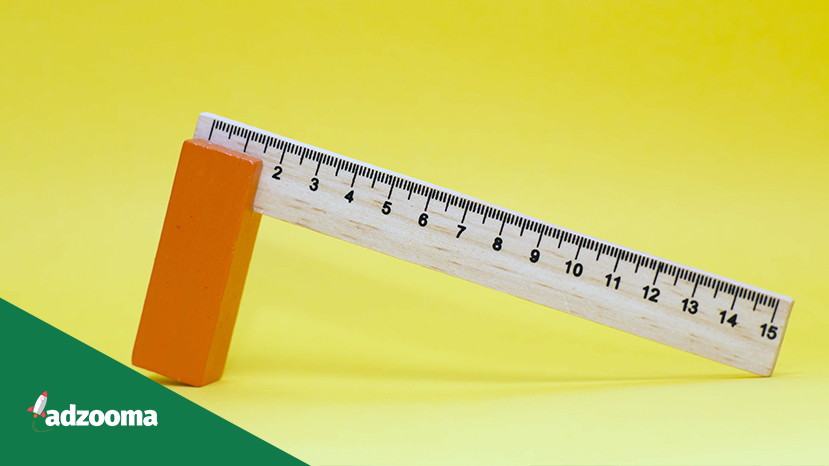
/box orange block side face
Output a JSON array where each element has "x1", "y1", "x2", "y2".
[{"x1": 133, "y1": 139, "x2": 262, "y2": 386}]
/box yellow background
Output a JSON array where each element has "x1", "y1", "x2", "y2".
[{"x1": 2, "y1": 1, "x2": 827, "y2": 464}]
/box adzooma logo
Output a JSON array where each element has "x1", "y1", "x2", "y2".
[
  {"x1": 29, "y1": 392, "x2": 158, "y2": 427},
  {"x1": 44, "y1": 405, "x2": 158, "y2": 427}
]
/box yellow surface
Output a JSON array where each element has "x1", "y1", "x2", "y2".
[{"x1": 2, "y1": 1, "x2": 827, "y2": 464}]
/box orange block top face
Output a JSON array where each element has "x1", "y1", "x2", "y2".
[{"x1": 133, "y1": 139, "x2": 262, "y2": 386}]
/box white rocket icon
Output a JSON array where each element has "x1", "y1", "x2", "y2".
[{"x1": 27, "y1": 391, "x2": 47, "y2": 418}]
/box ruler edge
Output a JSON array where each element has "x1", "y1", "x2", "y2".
[{"x1": 194, "y1": 112, "x2": 795, "y2": 374}]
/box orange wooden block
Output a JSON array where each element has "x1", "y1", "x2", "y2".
[{"x1": 133, "y1": 139, "x2": 262, "y2": 386}]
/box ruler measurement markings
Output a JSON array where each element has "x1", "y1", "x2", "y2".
[{"x1": 193, "y1": 113, "x2": 792, "y2": 376}]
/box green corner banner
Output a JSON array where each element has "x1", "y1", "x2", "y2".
[{"x1": 0, "y1": 298, "x2": 307, "y2": 465}]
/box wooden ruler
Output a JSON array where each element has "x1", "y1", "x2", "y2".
[{"x1": 193, "y1": 113, "x2": 793, "y2": 376}]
